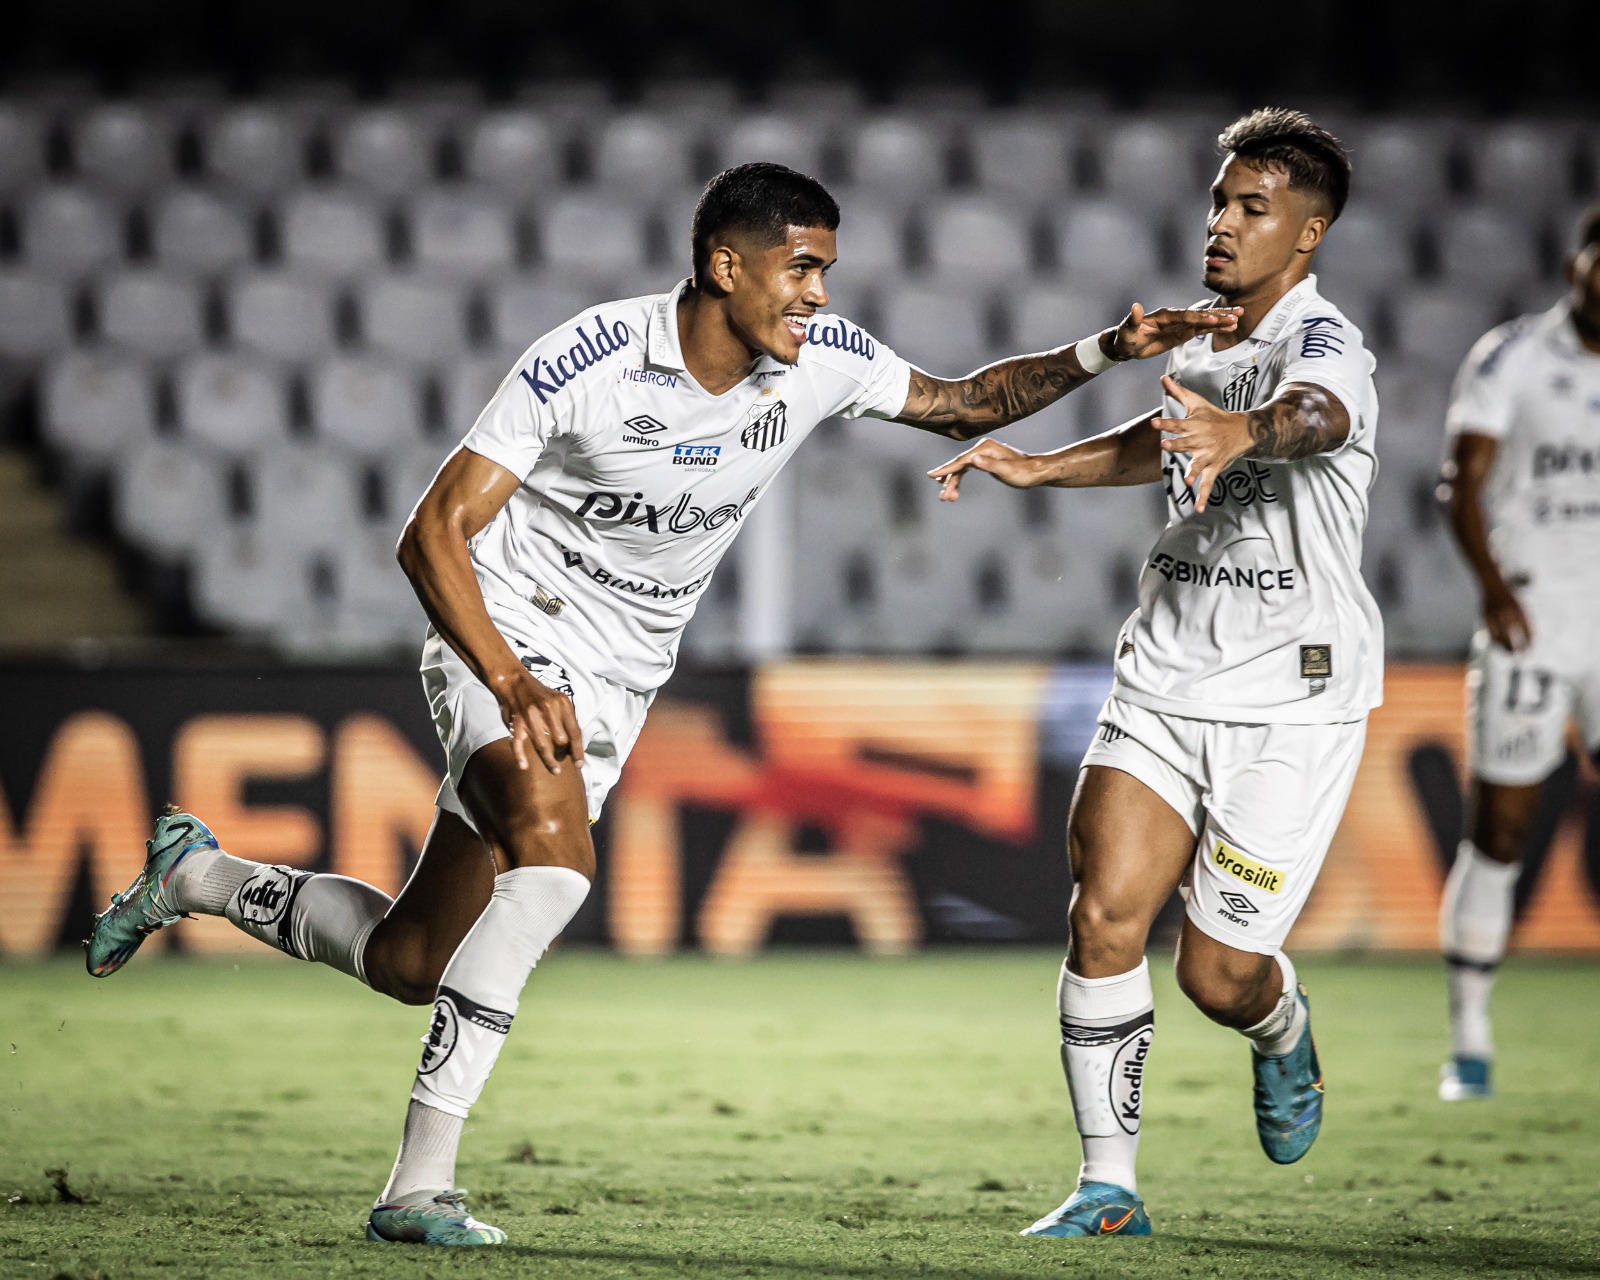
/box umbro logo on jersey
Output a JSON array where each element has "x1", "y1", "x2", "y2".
[
  {"x1": 623, "y1": 414, "x2": 667, "y2": 447},
  {"x1": 518, "y1": 315, "x2": 631, "y2": 404},
  {"x1": 742, "y1": 401, "x2": 788, "y2": 452},
  {"x1": 672, "y1": 445, "x2": 721, "y2": 467}
]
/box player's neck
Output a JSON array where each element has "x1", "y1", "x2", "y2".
[
  {"x1": 1569, "y1": 305, "x2": 1600, "y2": 356},
  {"x1": 677, "y1": 287, "x2": 762, "y2": 395},
  {"x1": 1212, "y1": 267, "x2": 1310, "y2": 352}
]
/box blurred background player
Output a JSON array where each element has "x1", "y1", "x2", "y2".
[
  {"x1": 1435, "y1": 205, "x2": 1600, "y2": 1101},
  {"x1": 84, "y1": 162, "x2": 1235, "y2": 1245},
  {"x1": 931, "y1": 109, "x2": 1379, "y2": 1238}
]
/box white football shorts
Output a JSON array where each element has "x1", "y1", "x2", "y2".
[
  {"x1": 1467, "y1": 619, "x2": 1600, "y2": 787},
  {"x1": 420, "y1": 623, "x2": 653, "y2": 829},
  {"x1": 1081, "y1": 695, "x2": 1368, "y2": 955}
]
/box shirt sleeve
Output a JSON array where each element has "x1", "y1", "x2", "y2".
[
  {"x1": 813, "y1": 320, "x2": 914, "y2": 420},
  {"x1": 1445, "y1": 323, "x2": 1524, "y2": 440},
  {"x1": 460, "y1": 359, "x2": 566, "y2": 480},
  {"x1": 1276, "y1": 312, "x2": 1377, "y2": 449}
]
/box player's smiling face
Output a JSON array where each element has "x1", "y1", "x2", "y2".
[
  {"x1": 1202, "y1": 157, "x2": 1326, "y2": 300},
  {"x1": 727, "y1": 225, "x2": 836, "y2": 365}
]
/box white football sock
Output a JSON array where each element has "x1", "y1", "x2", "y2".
[
  {"x1": 1440, "y1": 840, "x2": 1518, "y2": 1060},
  {"x1": 386, "y1": 865, "x2": 591, "y2": 1196},
  {"x1": 1058, "y1": 957, "x2": 1154, "y2": 1194},
  {"x1": 1241, "y1": 952, "x2": 1308, "y2": 1058},
  {"x1": 163, "y1": 846, "x2": 390, "y2": 986},
  {"x1": 380, "y1": 1100, "x2": 465, "y2": 1203}
]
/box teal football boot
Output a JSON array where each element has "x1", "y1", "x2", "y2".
[
  {"x1": 1253, "y1": 983, "x2": 1323, "y2": 1164},
  {"x1": 1019, "y1": 1182, "x2": 1152, "y2": 1237},
  {"x1": 1439, "y1": 1056, "x2": 1494, "y2": 1100},
  {"x1": 367, "y1": 1189, "x2": 507, "y2": 1245},
  {"x1": 84, "y1": 809, "x2": 218, "y2": 977}
]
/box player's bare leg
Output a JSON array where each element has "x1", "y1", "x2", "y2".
[
  {"x1": 1439, "y1": 778, "x2": 1537, "y2": 1099},
  {"x1": 1022, "y1": 766, "x2": 1193, "y2": 1237},
  {"x1": 370, "y1": 738, "x2": 593, "y2": 1246}
]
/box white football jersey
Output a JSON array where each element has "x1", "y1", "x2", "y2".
[
  {"x1": 459, "y1": 280, "x2": 911, "y2": 691},
  {"x1": 1446, "y1": 303, "x2": 1600, "y2": 613},
  {"x1": 1112, "y1": 275, "x2": 1384, "y2": 724}
]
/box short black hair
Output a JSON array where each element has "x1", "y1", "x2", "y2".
[
  {"x1": 1575, "y1": 203, "x2": 1600, "y2": 252},
  {"x1": 690, "y1": 162, "x2": 839, "y2": 287},
  {"x1": 1217, "y1": 107, "x2": 1352, "y2": 221}
]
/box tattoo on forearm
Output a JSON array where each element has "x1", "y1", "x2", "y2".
[
  {"x1": 1241, "y1": 386, "x2": 1349, "y2": 461},
  {"x1": 899, "y1": 351, "x2": 1091, "y2": 439}
]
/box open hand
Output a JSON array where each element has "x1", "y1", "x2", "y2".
[
  {"x1": 491, "y1": 669, "x2": 586, "y2": 773},
  {"x1": 1109, "y1": 302, "x2": 1242, "y2": 361},
  {"x1": 927, "y1": 438, "x2": 1043, "y2": 501},
  {"x1": 1482, "y1": 579, "x2": 1532, "y2": 653},
  {"x1": 1152, "y1": 375, "x2": 1254, "y2": 512}
]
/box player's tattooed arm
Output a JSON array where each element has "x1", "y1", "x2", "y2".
[
  {"x1": 1153, "y1": 377, "x2": 1351, "y2": 512},
  {"x1": 927, "y1": 414, "x2": 1163, "y2": 500},
  {"x1": 894, "y1": 303, "x2": 1241, "y2": 440}
]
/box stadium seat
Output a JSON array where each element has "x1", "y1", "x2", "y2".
[
  {"x1": 1313, "y1": 204, "x2": 1418, "y2": 290},
  {"x1": 407, "y1": 188, "x2": 517, "y2": 277},
  {"x1": 1007, "y1": 284, "x2": 1113, "y2": 353},
  {"x1": 1098, "y1": 118, "x2": 1204, "y2": 206},
  {"x1": 1436, "y1": 205, "x2": 1544, "y2": 290},
  {"x1": 877, "y1": 282, "x2": 990, "y2": 373},
  {"x1": 204, "y1": 105, "x2": 307, "y2": 193},
  {"x1": 1392, "y1": 286, "x2": 1505, "y2": 373},
  {"x1": 847, "y1": 116, "x2": 946, "y2": 194},
  {"x1": 325, "y1": 526, "x2": 430, "y2": 651},
  {"x1": 830, "y1": 198, "x2": 908, "y2": 279},
  {"x1": 923, "y1": 196, "x2": 1033, "y2": 281},
  {"x1": 969, "y1": 114, "x2": 1073, "y2": 199},
  {"x1": 539, "y1": 193, "x2": 650, "y2": 276},
  {"x1": 252, "y1": 446, "x2": 365, "y2": 549},
  {"x1": 0, "y1": 271, "x2": 73, "y2": 360},
  {"x1": 0, "y1": 104, "x2": 47, "y2": 195},
  {"x1": 334, "y1": 107, "x2": 435, "y2": 195},
  {"x1": 40, "y1": 351, "x2": 156, "y2": 457},
  {"x1": 356, "y1": 274, "x2": 469, "y2": 361},
  {"x1": 717, "y1": 114, "x2": 825, "y2": 177},
  {"x1": 1049, "y1": 200, "x2": 1162, "y2": 288},
  {"x1": 176, "y1": 353, "x2": 290, "y2": 453},
  {"x1": 465, "y1": 109, "x2": 561, "y2": 195},
  {"x1": 440, "y1": 356, "x2": 512, "y2": 436},
  {"x1": 309, "y1": 355, "x2": 422, "y2": 454},
  {"x1": 19, "y1": 185, "x2": 123, "y2": 275},
  {"x1": 114, "y1": 442, "x2": 228, "y2": 559},
  {"x1": 1471, "y1": 122, "x2": 1576, "y2": 209},
  {"x1": 1375, "y1": 359, "x2": 1451, "y2": 470},
  {"x1": 72, "y1": 103, "x2": 171, "y2": 192},
  {"x1": 279, "y1": 187, "x2": 387, "y2": 275},
  {"x1": 149, "y1": 187, "x2": 254, "y2": 272},
  {"x1": 97, "y1": 270, "x2": 205, "y2": 358},
  {"x1": 226, "y1": 270, "x2": 336, "y2": 361},
  {"x1": 385, "y1": 445, "x2": 452, "y2": 532},
  {"x1": 1344, "y1": 120, "x2": 1452, "y2": 209},
  {"x1": 487, "y1": 277, "x2": 604, "y2": 356},
  {"x1": 190, "y1": 526, "x2": 301, "y2": 634},
  {"x1": 592, "y1": 113, "x2": 698, "y2": 192}
]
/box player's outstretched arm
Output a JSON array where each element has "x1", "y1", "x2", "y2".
[
  {"x1": 397, "y1": 447, "x2": 585, "y2": 772},
  {"x1": 1440, "y1": 432, "x2": 1531, "y2": 651},
  {"x1": 894, "y1": 303, "x2": 1240, "y2": 440},
  {"x1": 928, "y1": 412, "x2": 1163, "y2": 501},
  {"x1": 1153, "y1": 376, "x2": 1351, "y2": 513}
]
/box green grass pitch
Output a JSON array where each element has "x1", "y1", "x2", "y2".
[{"x1": 2, "y1": 950, "x2": 1597, "y2": 1278}]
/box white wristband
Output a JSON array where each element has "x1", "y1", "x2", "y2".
[{"x1": 1073, "y1": 331, "x2": 1118, "y2": 376}]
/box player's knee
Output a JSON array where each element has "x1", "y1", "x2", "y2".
[
  {"x1": 493, "y1": 810, "x2": 596, "y2": 878},
  {"x1": 1068, "y1": 894, "x2": 1147, "y2": 963},
  {"x1": 362, "y1": 928, "x2": 445, "y2": 1007}
]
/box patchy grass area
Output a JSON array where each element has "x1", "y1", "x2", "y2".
[{"x1": 2, "y1": 950, "x2": 1597, "y2": 1278}]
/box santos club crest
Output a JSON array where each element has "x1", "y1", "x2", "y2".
[{"x1": 741, "y1": 400, "x2": 788, "y2": 452}]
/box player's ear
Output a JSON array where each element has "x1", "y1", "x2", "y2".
[
  {"x1": 1298, "y1": 215, "x2": 1328, "y2": 256},
  {"x1": 706, "y1": 244, "x2": 739, "y2": 296}
]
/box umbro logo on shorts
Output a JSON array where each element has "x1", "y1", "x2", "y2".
[{"x1": 1219, "y1": 890, "x2": 1259, "y2": 914}]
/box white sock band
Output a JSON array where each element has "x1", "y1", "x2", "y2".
[
  {"x1": 1057, "y1": 957, "x2": 1153, "y2": 1193},
  {"x1": 222, "y1": 865, "x2": 391, "y2": 984},
  {"x1": 380, "y1": 1100, "x2": 465, "y2": 1203},
  {"x1": 410, "y1": 865, "x2": 592, "y2": 1120},
  {"x1": 1441, "y1": 841, "x2": 1517, "y2": 1060},
  {"x1": 1242, "y1": 952, "x2": 1307, "y2": 1058}
]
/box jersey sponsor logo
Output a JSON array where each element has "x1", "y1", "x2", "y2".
[
  {"x1": 672, "y1": 444, "x2": 721, "y2": 467},
  {"x1": 620, "y1": 367, "x2": 678, "y2": 389},
  {"x1": 1221, "y1": 364, "x2": 1261, "y2": 412},
  {"x1": 555, "y1": 544, "x2": 716, "y2": 601},
  {"x1": 622, "y1": 413, "x2": 667, "y2": 447},
  {"x1": 805, "y1": 316, "x2": 876, "y2": 358},
  {"x1": 1532, "y1": 496, "x2": 1600, "y2": 525},
  {"x1": 1211, "y1": 841, "x2": 1285, "y2": 894},
  {"x1": 1297, "y1": 315, "x2": 1345, "y2": 358},
  {"x1": 517, "y1": 315, "x2": 631, "y2": 404},
  {"x1": 741, "y1": 400, "x2": 789, "y2": 452},
  {"x1": 1111, "y1": 1022, "x2": 1153, "y2": 1134},
  {"x1": 1164, "y1": 457, "x2": 1278, "y2": 509},
  {"x1": 1532, "y1": 443, "x2": 1600, "y2": 480},
  {"x1": 572, "y1": 485, "x2": 761, "y2": 534},
  {"x1": 1149, "y1": 553, "x2": 1296, "y2": 592}
]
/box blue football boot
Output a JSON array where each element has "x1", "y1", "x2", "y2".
[
  {"x1": 1019, "y1": 1182, "x2": 1152, "y2": 1237},
  {"x1": 1253, "y1": 983, "x2": 1323, "y2": 1164},
  {"x1": 367, "y1": 1189, "x2": 507, "y2": 1245},
  {"x1": 1438, "y1": 1056, "x2": 1494, "y2": 1101},
  {"x1": 84, "y1": 809, "x2": 218, "y2": 977}
]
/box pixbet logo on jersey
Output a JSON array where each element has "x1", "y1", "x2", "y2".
[{"x1": 574, "y1": 485, "x2": 761, "y2": 533}]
